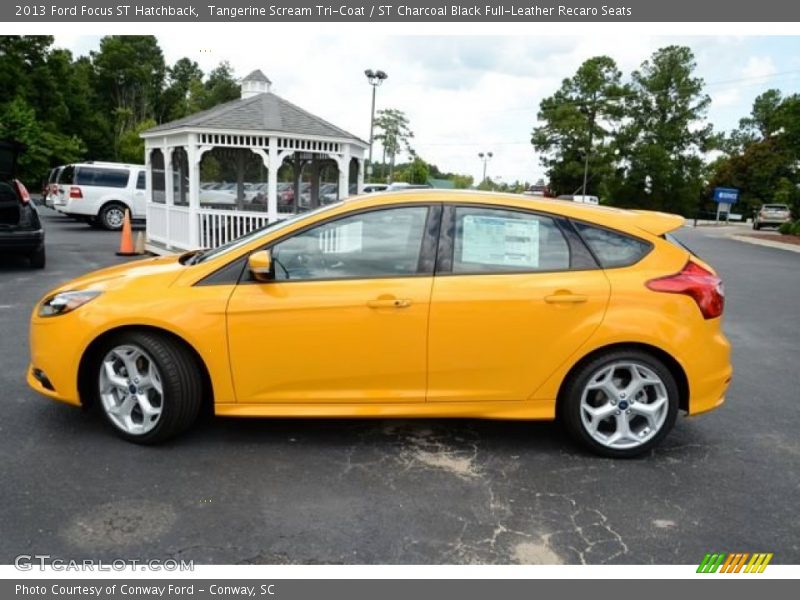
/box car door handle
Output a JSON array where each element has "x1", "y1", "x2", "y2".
[
  {"x1": 367, "y1": 297, "x2": 412, "y2": 309},
  {"x1": 544, "y1": 293, "x2": 588, "y2": 304}
]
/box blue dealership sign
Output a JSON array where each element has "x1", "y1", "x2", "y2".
[{"x1": 713, "y1": 187, "x2": 739, "y2": 204}]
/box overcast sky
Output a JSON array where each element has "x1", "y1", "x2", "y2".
[{"x1": 56, "y1": 34, "x2": 800, "y2": 184}]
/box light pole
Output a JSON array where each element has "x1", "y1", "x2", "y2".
[
  {"x1": 364, "y1": 69, "x2": 388, "y2": 181},
  {"x1": 478, "y1": 152, "x2": 493, "y2": 184}
]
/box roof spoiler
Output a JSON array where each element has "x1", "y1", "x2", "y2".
[{"x1": 629, "y1": 210, "x2": 685, "y2": 236}]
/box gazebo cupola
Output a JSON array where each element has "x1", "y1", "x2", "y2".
[
  {"x1": 241, "y1": 69, "x2": 272, "y2": 98},
  {"x1": 140, "y1": 69, "x2": 368, "y2": 254}
]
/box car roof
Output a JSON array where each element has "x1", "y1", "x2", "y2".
[
  {"x1": 344, "y1": 189, "x2": 684, "y2": 237},
  {"x1": 70, "y1": 161, "x2": 145, "y2": 169}
]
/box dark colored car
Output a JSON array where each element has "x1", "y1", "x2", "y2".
[{"x1": 0, "y1": 141, "x2": 45, "y2": 268}]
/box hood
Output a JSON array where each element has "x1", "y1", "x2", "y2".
[{"x1": 51, "y1": 254, "x2": 186, "y2": 295}]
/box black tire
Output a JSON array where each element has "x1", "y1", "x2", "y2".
[
  {"x1": 29, "y1": 245, "x2": 45, "y2": 269},
  {"x1": 91, "y1": 331, "x2": 203, "y2": 444},
  {"x1": 560, "y1": 349, "x2": 679, "y2": 458},
  {"x1": 753, "y1": 221, "x2": 760, "y2": 230},
  {"x1": 98, "y1": 202, "x2": 128, "y2": 231}
]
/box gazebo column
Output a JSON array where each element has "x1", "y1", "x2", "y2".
[
  {"x1": 357, "y1": 158, "x2": 365, "y2": 194},
  {"x1": 187, "y1": 135, "x2": 200, "y2": 248},
  {"x1": 164, "y1": 147, "x2": 174, "y2": 250},
  {"x1": 309, "y1": 159, "x2": 321, "y2": 209},
  {"x1": 267, "y1": 137, "x2": 279, "y2": 222},
  {"x1": 235, "y1": 151, "x2": 246, "y2": 211},
  {"x1": 338, "y1": 146, "x2": 351, "y2": 199}
]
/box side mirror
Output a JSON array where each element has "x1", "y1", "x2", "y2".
[{"x1": 248, "y1": 250, "x2": 273, "y2": 282}]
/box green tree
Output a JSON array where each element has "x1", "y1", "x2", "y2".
[
  {"x1": 92, "y1": 36, "x2": 166, "y2": 157},
  {"x1": 531, "y1": 56, "x2": 627, "y2": 197},
  {"x1": 373, "y1": 108, "x2": 415, "y2": 182},
  {"x1": 118, "y1": 118, "x2": 157, "y2": 164},
  {"x1": 608, "y1": 46, "x2": 713, "y2": 215},
  {"x1": 162, "y1": 58, "x2": 204, "y2": 120},
  {"x1": 197, "y1": 61, "x2": 240, "y2": 110},
  {"x1": 0, "y1": 97, "x2": 84, "y2": 187},
  {"x1": 709, "y1": 90, "x2": 800, "y2": 217},
  {"x1": 395, "y1": 156, "x2": 430, "y2": 184}
]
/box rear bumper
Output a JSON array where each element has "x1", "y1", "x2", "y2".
[
  {"x1": 0, "y1": 228, "x2": 44, "y2": 253},
  {"x1": 685, "y1": 327, "x2": 732, "y2": 415}
]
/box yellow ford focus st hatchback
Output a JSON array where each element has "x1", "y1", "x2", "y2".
[{"x1": 28, "y1": 191, "x2": 731, "y2": 457}]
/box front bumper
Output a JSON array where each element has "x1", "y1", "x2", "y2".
[{"x1": 28, "y1": 311, "x2": 86, "y2": 407}]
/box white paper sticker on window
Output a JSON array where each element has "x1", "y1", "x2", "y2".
[{"x1": 461, "y1": 215, "x2": 540, "y2": 267}]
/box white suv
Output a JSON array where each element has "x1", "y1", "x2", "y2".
[{"x1": 53, "y1": 162, "x2": 146, "y2": 230}]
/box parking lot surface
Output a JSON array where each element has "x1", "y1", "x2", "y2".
[{"x1": 1, "y1": 209, "x2": 798, "y2": 564}]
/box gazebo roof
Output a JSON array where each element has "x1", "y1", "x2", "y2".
[{"x1": 142, "y1": 91, "x2": 367, "y2": 144}]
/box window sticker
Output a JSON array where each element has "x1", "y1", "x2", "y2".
[{"x1": 461, "y1": 215, "x2": 540, "y2": 267}]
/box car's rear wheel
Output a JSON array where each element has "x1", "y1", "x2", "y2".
[
  {"x1": 29, "y1": 245, "x2": 45, "y2": 269},
  {"x1": 561, "y1": 350, "x2": 679, "y2": 458},
  {"x1": 98, "y1": 202, "x2": 127, "y2": 231},
  {"x1": 94, "y1": 331, "x2": 202, "y2": 444}
]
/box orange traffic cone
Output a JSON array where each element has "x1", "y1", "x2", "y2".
[{"x1": 116, "y1": 209, "x2": 136, "y2": 256}]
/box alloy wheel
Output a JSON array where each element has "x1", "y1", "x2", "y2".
[
  {"x1": 579, "y1": 361, "x2": 669, "y2": 450},
  {"x1": 98, "y1": 344, "x2": 164, "y2": 435}
]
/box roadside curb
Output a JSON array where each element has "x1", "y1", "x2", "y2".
[{"x1": 730, "y1": 234, "x2": 800, "y2": 254}]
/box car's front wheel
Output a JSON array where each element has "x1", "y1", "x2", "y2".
[
  {"x1": 561, "y1": 350, "x2": 679, "y2": 458},
  {"x1": 93, "y1": 331, "x2": 202, "y2": 444}
]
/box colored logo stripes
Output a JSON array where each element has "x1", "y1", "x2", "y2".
[{"x1": 697, "y1": 552, "x2": 773, "y2": 573}]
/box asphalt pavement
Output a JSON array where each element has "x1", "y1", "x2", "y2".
[{"x1": 0, "y1": 209, "x2": 798, "y2": 565}]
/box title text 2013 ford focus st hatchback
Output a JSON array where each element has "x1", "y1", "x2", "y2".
[{"x1": 28, "y1": 191, "x2": 731, "y2": 457}]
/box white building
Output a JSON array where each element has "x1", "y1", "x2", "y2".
[{"x1": 141, "y1": 69, "x2": 368, "y2": 253}]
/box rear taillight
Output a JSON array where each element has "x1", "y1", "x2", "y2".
[
  {"x1": 69, "y1": 186, "x2": 83, "y2": 199},
  {"x1": 646, "y1": 260, "x2": 725, "y2": 319},
  {"x1": 14, "y1": 180, "x2": 31, "y2": 204}
]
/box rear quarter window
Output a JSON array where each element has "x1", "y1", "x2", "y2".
[
  {"x1": 75, "y1": 167, "x2": 130, "y2": 188},
  {"x1": 573, "y1": 222, "x2": 652, "y2": 268}
]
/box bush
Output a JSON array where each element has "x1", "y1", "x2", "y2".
[
  {"x1": 778, "y1": 221, "x2": 795, "y2": 235},
  {"x1": 793, "y1": 220, "x2": 800, "y2": 236}
]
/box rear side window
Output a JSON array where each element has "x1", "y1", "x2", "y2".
[
  {"x1": 136, "y1": 171, "x2": 146, "y2": 189},
  {"x1": 59, "y1": 165, "x2": 75, "y2": 183},
  {"x1": 452, "y1": 206, "x2": 571, "y2": 273},
  {"x1": 573, "y1": 222, "x2": 651, "y2": 268},
  {"x1": 75, "y1": 167, "x2": 130, "y2": 188}
]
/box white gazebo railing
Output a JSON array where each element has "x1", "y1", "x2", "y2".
[{"x1": 198, "y1": 208, "x2": 273, "y2": 248}]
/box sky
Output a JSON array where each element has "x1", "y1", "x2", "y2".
[{"x1": 55, "y1": 34, "x2": 800, "y2": 185}]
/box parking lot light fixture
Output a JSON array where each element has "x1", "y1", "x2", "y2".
[
  {"x1": 365, "y1": 69, "x2": 388, "y2": 178},
  {"x1": 478, "y1": 151, "x2": 493, "y2": 184}
]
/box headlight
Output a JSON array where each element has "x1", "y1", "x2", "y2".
[{"x1": 39, "y1": 290, "x2": 102, "y2": 317}]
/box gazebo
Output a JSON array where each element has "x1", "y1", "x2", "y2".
[{"x1": 140, "y1": 69, "x2": 369, "y2": 253}]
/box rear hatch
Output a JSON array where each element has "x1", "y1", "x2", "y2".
[{"x1": 0, "y1": 141, "x2": 25, "y2": 226}]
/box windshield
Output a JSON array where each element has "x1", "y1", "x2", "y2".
[{"x1": 191, "y1": 202, "x2": 344, "y2": 264}]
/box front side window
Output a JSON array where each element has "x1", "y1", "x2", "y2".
[
  {"x1": 271, "y1": 206, "x2": 429, "y2": 281},
  {"x1": 452, "y1": 207, "x2": 570, "y2": 273},
  {"x1": 573, "y1": 222, "x2": 651, "y2": 268}
]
